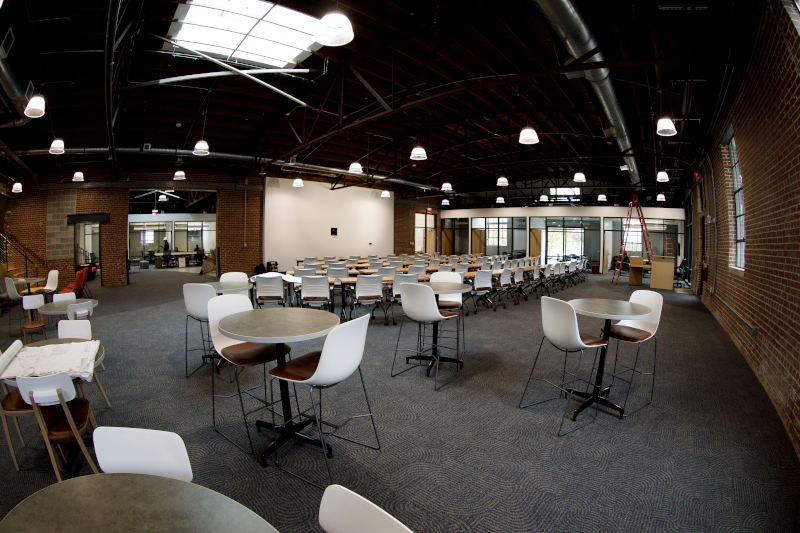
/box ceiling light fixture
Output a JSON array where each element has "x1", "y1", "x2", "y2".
[
  {"x1": 657, "y1": 193, "x2": 666, "y2": 202},
  {"x1": 519, "y1": 127, "x2": 539, "y2": 145},
  {"x1": 573, "y1": 172, "x2": 586, "y2": 182},
  {"x1": 174, "y1": 170, "x2": 186, "y2": 180},
  {"x1": 72, "y1": 172, "x2": 84, "y2": 182},
  {"x1": 158, "y1": 194, "x2": 167, "y2": 202},
  {"x1": 656, "y1": 171, "x2": 669, "y2": 182},
  {"x1": 315, "y1": 12, "x2": 354, "y2": 47},
  {"x1": 441, "y1": 182, "x2": 452, "y2": 192},
  {"x1": 442, "y1": 199, "x2": 450, "y2": 206},
  {"x1": 656, "y1": 117, "x2": 677, "y2": 136},
  {"x1": 349, "y1": 162, "x2": 363, "y2": 173},
  {"x1": 193, "y1": 98, "x2": 210, "y2": 155},
  {"x1": 496, "y1": 176, "x2": 508, "y2": 187},
  {"x1": 539, "y1": 194, "x2": 548, "y2": 202},
  {"x1": 292, "y1": 178, "x2": 304, "y2": 187},
  {"x1": 24, "y1": 95, "x2": 46, "y2": 118},
  {"x1": 381, "y1": 190, "x2": 390, "y2": 198},
  {"x1": 619, "y1": 164, "x2": 629, "y2": 171},
  {"x1": 496, "y1": 196, "x2": 505, "y2": 204},
  {"x1": 49, "y1": 138, "x2": 65, "y2": 155},
  {"x1": 12, "y1": 182, "x2": 22, "y2": 193},
  {"x1": 410, "y1": 146, "x2": 427, "y2": 160},
  {"x1": 598, "y1": 194, "x2": 607, "y2": 201}
]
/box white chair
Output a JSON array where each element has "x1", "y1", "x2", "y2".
[
  {"x1": 508, "y1": 268, "x2": 527, "y2": 305},
  {"x1": 255, "y1": 273, "x2": 286, "y2": 308},
  {"x1": 350, "y1": 274, "x2": 388, "y2": 324},
  {"x1": 389, "y1": 261, "x2": 404, "y2": 270},
  {"x1": 268, "y1": 314, "x2": 379, "y2": 484},
  {"x1": 454, "y1": 263, "x2": 469, "y2": 274},
  {"x1": 345, "y1": 258, "x2": 359, "y2": 267},
  {"x1": 323, "y1": 256, "x2": 336, "y2": 262},
  {"x1": 183, "y1": 283, "x2": 216, "y2": 377},
  {"x1": 604, "y1": 290, "x2": 663, "y2": 416},
  {"x1": 438, "y1": 263, "x2": 453, "y2": 272},
  {"x1": 57, "y1": 319, "x2": 111, "y2": 408},
  {"x1": 292, "y1": 268, "x2": 317, "y2": 304},
  {"x1": 23, "y1": 270, "x2": 58, "y2": 298},
  {"x1": 0, "y1": 341, "x2": 31, "y2": 471},
  {"x1": 22, "y1": 295, "x2": 47, "y2": 344},
  {"x1": 398, "y1": 254, "x2": 407, "y2": 260},
  {"x1": 377, "y1": 266, "x2": 396, "y2": 277},
  {"x1": 430, "y1": 271, "x2": 466, "y2": 359},
  {"x1": 464, "y1": 270, "x2": 494, "y2": 313},
  {"x1": 519, "y1": 297, "x2": 607, "y2": 436},
  {"x1": 490, "y1": 269, "x2": 512, "y2": 310},
  {"x1": 391, "y1": 283, "x2": 463, "y2": 391},
  {"x1": 52, "y1": 292, "x2": 76, "y2": 303},
  {"x1": 67, "y1": 300, "x2": 93, "y2": 321},
  {"x1": 319, "y1": 484, "x2": 413, "y2": 533},
  {"x1": 219, "y1": 271, "x2": 250, "y2": 296},
  {"x1": 301, "y1": 275, "x2": 332, "y2": 310},
  {"x1": 369, "y1": 261, "x2": 383, "y2": 269},
  {"x1": 16, "y1": 372, "x2": 99, "y2": 481},
  {"x1": 480, "y1": 262, "x2": 491, "y2": 271},
  {"x1": 407, "y1": 265, "x2": 426, "y2": 276},
  {"x1": 304, "y1": 256, "x2": 319, "y2": 266},
  {"x1": 208, "y1": 294, "x2": 288, "y2": 454},
  {"x1": 387, "y1": 273, "x2": 418, "y2": 325},
  {"x1": 93, "y1": 426, "x2": 193, "y2": 483},
  {"x1": 428, "y1": 259, "x2": 440, "y2": 267}
]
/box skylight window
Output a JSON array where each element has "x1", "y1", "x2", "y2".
[
  {"x1": 166, "y1": 0, "x2": 323, "y2": 68},
  {"x1": 549, "y1": 187, "x2": 581, "y2": 202}
]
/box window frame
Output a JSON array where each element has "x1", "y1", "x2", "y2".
[{"x1": 728, "y1": 136, "x2": 746, "y2": 268}]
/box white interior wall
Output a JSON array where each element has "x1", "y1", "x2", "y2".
[{"x1": 262, "y1": 178, "x2": 394, "y2": 270}]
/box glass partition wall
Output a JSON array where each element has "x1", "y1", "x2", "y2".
[
  {"x1": 470, "y1": 217, "x2": 526, "y2": 257},
  {"x1": 442, "y1": 218, "x2": 469, "y2": 256},
  {"x1": 174, "y1": 221, "x2": 216, "y2": 253},
  {"x1": 414, "y1": 213, "x2": 436, "y2": 254},
  {"x1": 533, "y1": 217, "x2": 600, "y2": 264},
  {"x1": 129, "y1": 222, "x2": 172, "y2": 259},
  {"x1": 603, "y1": 218, "x2": 685, "y2": 272}
]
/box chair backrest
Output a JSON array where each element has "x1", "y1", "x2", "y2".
[
  {"x1": 367, "y1": 255, "x2": 377, "y2": 260},
  {"x1": 306, "y1": 263, "x2": 322, "y2": 270},
  {"x1": 220, "y1": 272, "x2": 248, "y2": 283},
  {"x1": 499, "y1": 268, "x2": 512, "y2": 285},
  {"x1": 183, "y1": 283, "x2": 217, "y2": 320},
  {"x1": 4, "y1": 278, "x2": 20, "y2": 300},
  {"x1": 53, "y1": 292, "x2": 77, "y2": 303},
  {"x1": 58, "y1": 319, "x2": 92, "y2": 340},
  {"x1": 454, "y1": 263, "x2": 468, "y2": 273},
  {"x1": 304, "y1": 314, "x2": 369, "y2": 387},
  {"x1": 399, "y1": 283, "x2": 447, "y2": 323},
  {"x1": 324, "y1": 256, "x2": 336, "y2": 261},
  {"x1": 349, "y1": 255, "x2": 360, "y2": 260},
  {"x1": 302, "y1": 276, "x2": 331, "y2": 299},
  {"x1": 430, "y1": 271, "x2": 462, "y2": 303},
  {"x1": 369, "y1": 262, "x2": 383, "y2": 269},
  {"x1": 294, "y1": 268, "x2": 317, "y2": 278},
  {"x1": 345, "y1": 258, "x2": 359, "y2": 266},
  {"x1": 256, "y1": 274, "x2": 283, "y2": 298},
  {"x1": 378, "y1": 267, "x2": 396, "y2": 277},
  {"x1": 389, "y1": 261, "x2": 404, "y2": 269},
  {"x1": 541, "y1": 297, "x2": 585, "y2": 351},
  {"x1": 510, "y1": 260, "x2": 518, "y2": 268},
  {"x1": 67, "y1": 301, "x2": 94, "y2": 320},
  {"x1": 407, "y1": 265, "x2": 427, "y2": 276},
  {"x1": 93, "y1": 427, "x2": 193, "y2": 483},
  {"x1": 355, "y1": 275, "x2": 382, "y2": 298},
  {"x1": 304, "y1": 257, "x2": 318, "y2": 265},
  {"x1": 480, "y1": 262, "x2": 491, "y2": 270},
  {"x1": 17, "y1": 372, "x2": 77, "y2": 406},
  {"x1": 512, "y1": 268, "x2": 525, "y2": 284},
  {"x1": 23, "y1": 294, "x2": 45, "y2": 311},
  {"x1": 327, "y1": 267, "x2": 349, "y2": 280},
  {"x1": 492, "y1": 261, "x2": 502, "y2": 270},
  {"x1": 626, "y1": 290, "x2": 664, "y2": 335},
  {"x1": 532, "y1": 265, "x2": 541, "y2": 280},
  {"x1": 472, "y1": 269, "x2": 493, "y2": 291},
  {"x1": 75, "y1": 268, "x2": 88, "y2": 291},
  {"x1": 392, "y1": 274, "x2": 418, "y2": 297},
  {"x1": 319, "y1": 484, "x2": 413, "y2": 533},
  {"x1": 207, "y1": 294, "x2": 252, "y2": 348},
  {"x1": 502, "y1": 260, "x2": 511, "y2": 269},
  {"x1": 428, "y1": 259, "x2": 440, "y2": 266},
  {"x1": 398, "y1": 254, "x2": 407, "y2": 260},
  {"x1": 324, "y1": 259, "x2": 338, "y2": 265},
  {"x1": 43, "y1": 270, "x2": 59, "y2": 291},
  {"x1": 413, "y1": 260, "x2": 425, "y2": 266},
  {"x1": 438, "y1": 264, "x2": 453, "y2": 272}
]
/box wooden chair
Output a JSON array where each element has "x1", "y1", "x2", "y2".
[{"x1": 0, "y1": 341, "x2": 34, "y2": 471}]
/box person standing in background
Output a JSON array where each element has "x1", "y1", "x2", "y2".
[{"x1": 163, "y1": 237, "x2": 170, "y2": 253}]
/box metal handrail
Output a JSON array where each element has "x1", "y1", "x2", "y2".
[{"x1": 0, "y1": 233, "x2": 46, "y2": 278}]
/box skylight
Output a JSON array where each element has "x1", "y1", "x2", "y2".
[
  {"x1": 165, "y1": 0, "x2": 323, "y2": 68},
  {"x1": 550, "y1": 187, "x2": 581, "y2": 202}
]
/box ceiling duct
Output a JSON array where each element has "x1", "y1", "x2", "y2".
[
  {"x1": 0, "y1": 28, "x2": 33, "y2": 129},
  {"x1": 532, "y1": 0, "x2": 642, "y2": 188}
]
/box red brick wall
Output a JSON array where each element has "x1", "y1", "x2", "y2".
[
  {"x1": 694, "y1": 0, "x2": 800, "y2": 457},
  {"x1": 76, "y1": 189, "x2": 129, "y2": 286},
  {"x1": 393, "y1": 200, "x2": 442, "y2": 256},
  {"x1": 217, "y1": 187, "x2": 264, "y2": 276}
]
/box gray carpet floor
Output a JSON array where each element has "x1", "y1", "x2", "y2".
[{"x1": 0, "y1": 268, "x2": 798, "y2": 532}]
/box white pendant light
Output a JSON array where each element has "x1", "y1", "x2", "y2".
[
  {"x1": 573, "y1": 172, "x2": 586, "y2": 182},
  {"x1": 193, "y1": 140, "x2": 209, "y2": 156},
  {"x1": 539, "y1": 194, "x2": 548, "y2": 202},
  {"x1": 72, "y1": 171, "x2": 84, "y2": 182},
  {"x1": 620, "y1": 164, "x2": 629, "y2": 171},
  {"x1": 496, "y1": 176, "x2": 509, "y2": 187},
  {"x1": 151, "y1": 209, "x2": 158, "y2": 215},
  {"x1": 519, "y1": 127, "x2": 539, "y2": 145},
  {"x1": 12, "y1": 182, "x2": 22, "y2": 193},
  {"x1": 292, "y1": 178, "x2": 304, "y2": 187},
  {"x1": 24, "y1": 95, "x2": 46, "y2": 118},
  {"x1": 381, "y1": 190, "x2": 390, "y2": 198},
  {"x1": 656, "y1": 171, "x2": 669, "y2": 182},
  {"x1": 410, "y1": 146, "x2": 427, "y2": 160},
  {"x1": 442, "y1": 199, "x2": 450, "y2": 206},
  {"x1": 598, "y1": 194, "x2": 607, "y2": 201},
  {"x1": 173, "y1": 170, "x2": 186, "y2": 180},
  {"x1": 315, "y1": 12, "x2": 355, "y2": 47},
  {"x1": 158, "y1": 194, "x2": 167, "y2": 202},
  {"x1": 657, "y1": 193, "x2": 666, "y2": 202},
  {"x1": 349, "y1": 162, "x2": 363, "y2": 174},
  {"x1": 656, "y1": 117, "x2": 677, "y2": 136},
  {"x1": 49, "y1": 138, "x2": 65, "y2": 154},
  {"x1": 496, "y1": 196, "x2": 505, "y2": 204},
  {"x1": 441, "y1": 182, "x2": 452, "y2": 192}
]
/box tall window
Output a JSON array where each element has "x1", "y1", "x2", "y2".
[
  {"x1": 729, "y1": 136, "x2": 745, "y2": 268},
  {"x1": 140, "y1": 230, "x2": 155, "y2": 244},
  {"x1": 486, "y1": 219, "x2": 508, "y2": 247}
]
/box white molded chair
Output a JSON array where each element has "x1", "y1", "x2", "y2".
[
  {"x1": 22, "y1": 294, "x2": 47, "y2": 344},
  {"x1": 301, "y1": 275, "x2": 332, "y2": 310},
  {"x1": 23, "y1": 270, "x2": 58, "y2": 297},
  {"x1": 465, "y1": 270, "x2": 494, "y2": 313},
  {"x1": 219, "y1": 271, "x2": 250, "y2": 296},
  {"x1": 183, "y1": 283, "x2": 217, "y2": 378},
  {"x1": 268, "y1": 314, "x2": 379, "y2": 485},
  {"x1": 407, "y1": 265, "x2": 426, "y2": 276},
  {"x1": 304, "y1": 257, "x2": 319, "y2": 266},
  {"x1": 387, "y1": 273, "x2": 418, "y2": 325},
  {"x1": 67, "y1": 300, "x2": 93, "y2": 321},
  {"x1": 319, "y1": 484, "x2": 413, "y2": 533},
  {"x1": 52, "y1": 293, "x2": 76, "y2": 303},
  {"x1": 389, "y1": 261, "x2": 404, "y2": 270},
  {"x1": 369, "y1": 261, "x2": 383, "y2": 269},
  {"x1": 93, "y1": 426, "x2": 193, "y2": 483},
  {"x1": 350, "y1": 274, "x2": 388, "y2": 324},
  {"x1": 519, "y1": 297, "x2": 608, "y2": 436},
  {"x1": 58, "y1": 319, "x2": 111, "y2": 408},
  {"x1": 604, "y1": 290, "x2": 663, "y2": 416},
  {"x1": 255, "y1": 273, "x2": 286, "y2": 308},
  {"x1": 16, "y1": 372, "x2": 99, "y2": 481}
]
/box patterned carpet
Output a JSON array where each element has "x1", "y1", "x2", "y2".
[{"x1": 0, "y1": 268, "x2": 798, "y2": 532}]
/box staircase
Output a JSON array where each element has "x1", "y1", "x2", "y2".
[{"x1": 0, "y1": 233, "x2": 47, "y2": 281}]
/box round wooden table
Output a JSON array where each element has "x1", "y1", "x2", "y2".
[
  {"x1": 567, "y1": 298, "x2": 652, "y2": 420},
  {"x1": 219, "y1": 308, "x2": 340, "y2": 467},
  {"x1": 205, "y1": 281, "x2": 252, "y2": 294},
  {"x1": 37, "y1": 298, "x2": 98, "y2": 316},
  {"x1": 0, "y1": 473, "x2": 279, "y2": 533}
]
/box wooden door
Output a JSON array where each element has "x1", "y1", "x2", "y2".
[
  {"x1": 529, "y1": 229, "x2": 541, "y2": 258},
  {"x1": 425, "y1": 229, "x2": 435, "y2": 254}
]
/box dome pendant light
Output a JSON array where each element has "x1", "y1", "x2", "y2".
[
  {"x1": 381, "y1": 190, "x2": 390, "y2": 198},
  {"x1": 292, "y1": 178, "x2": 304, "y2": 187},
  {"x1": 24, "y1": 95, "x2": 46, "y2": 118},
  {"x1": 656, "y1": 117, "x2": 677, "y2": 136},
  {"x1": 349, "y1": 162, "x2": 363, "y2": 174},
  {"x1": 315, "y1": 12, "x2": 355, "y2": 47},
  {"x1": 598, "y1": 194, "x2": 607, "y2": 201},
  {"x1": 174, "y1": 170, "x2": 186, "y2": 180},
  {"x1": 72, "y1": 172, "x2": 84, "y2": 182},
  {"x1": 410, "y1": 146, "x2": 427, "y2": 160},
  {"x1": 49, "y1": 138, "x2": 65, "y2": 154},
  {"x1": 519, "y1": 127, "x2": 539, "y2": 145},
  {"x1": 657, "y1": 193, "x2": 666, "y2": 202},
  {"x1": 496, "y1": 196, "x2": 505, "y2": 204},
  {"x1": 12, "y1": 182, "x2": 22, "y2": 193},
  {"x1": 539, "y1": 194, "x2": 548, "y2": 202},
  {"x1": 441, "y1": 182, "x2": 452, "y2": 192},
  {"x1": 573, "y1": 172, "x2": 586, "y2": 182},
  {"x1": 656, "y1": 171, "x2": 669, "y2": 182},
  {"x1": 496, "y1": 176, "x2": 509, "y2": 187},
  {"x1": 158, "y1": 194, "x2": 167, "y2": 202},
  {"x1": 441, "y1": 199, "x2": 450, "y2": 206},
  {"x1": 193, "y1": 101, "x2": 210, "y2": 156}
]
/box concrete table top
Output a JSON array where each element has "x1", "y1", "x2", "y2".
[
  {"x1": 568, "y1": 298, "x2": 651, "y2": 321},
  {"x1": 219, "y1": 307, "x2": 340, "y2": 344},
  {"x1": 37, "y1": 298, "x2": 98, "y2": 316},
  {"x1": 205, "y1": 282, "x2": 252, "y2": 294}
]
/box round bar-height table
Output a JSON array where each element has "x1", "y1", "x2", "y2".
[
  {"x1": 218, "y1": 307, "x2": 339, "y2": 467},
  {"x1": 37, "y1": 298, "x2": 98, "y2": 317},
  {"x1": 205, "y1": 281, "x2": 252, "y2": 294},
  {"x1": 567, "y1": 298, "x2": 651, "y2": 420}
]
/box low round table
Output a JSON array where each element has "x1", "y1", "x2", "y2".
[
  {"x1": 0, "y1": 473, "x2": 279, "y2": 533},
  {"x1": 206, "y1": 281, "x2": 252, "y2": 294},
  {"x1": 37, "y1": 298, "x2": 98, "y2": 317},
  {"x1": 567, "y1": 298, "x2": 652, "y2": 420},
  {"x1": 219, "y1": 307, "x2": 339, "y2": 467}
]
